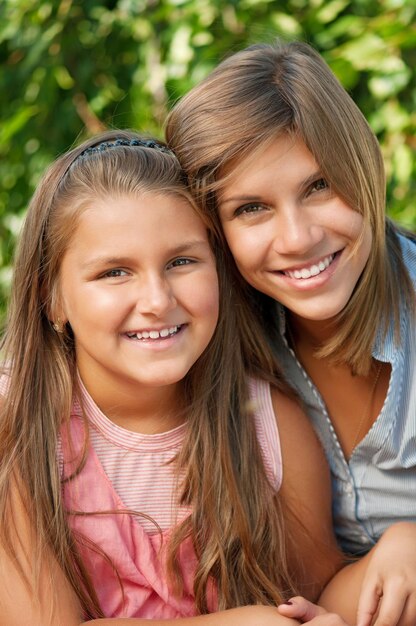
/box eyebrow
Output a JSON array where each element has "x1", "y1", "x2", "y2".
[
  {"x1": 219, "y1": 194, "x2": 260, "y2": 207},
  {"x1": 220, "y1": 169, "x2": 324, "y2": 205},
  {"x1": 81, "y1": 256, "x2": 133, "y2": 270},
  {"x1": 80, "y1": 240, "x2": 210, "y2": 270},
  {"x1": 166, "y1": 239, "x2": 210, "y2": 255}
]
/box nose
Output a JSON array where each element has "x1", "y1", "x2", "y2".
[
  {"x1": 272, "y1": 205, "x2": 324, "y2": 255},
  {"x1": 135, "y1": 274, "x2": 177, "y2": 317}
]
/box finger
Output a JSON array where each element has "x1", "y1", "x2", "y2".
[
  {"x1": 356, "y1": 581, "x2": 382, "y2": 626},
  {"x1": 278, "y1": 596, "x2": 328, "y2": 622},
  {"x1": 372, "y1": 584, "x2": 408, "y2": 626},
  {"x1": 396, "y1": 593, "x2": 416, "y2": 626}
]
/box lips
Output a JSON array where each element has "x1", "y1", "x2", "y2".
[
  {"x1": 125, "y1": 325, "x2": 182, "y2": 340},
  {"x1": 282, "y1": 254, "x2": 335, "y2": 279}
]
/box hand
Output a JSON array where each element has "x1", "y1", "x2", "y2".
[
  {"x1": 278, "y1": 596, "x2": 350, "y2": 626},
  {"x1": 356, "y1": 522, "x2": 416, "y2": 626}
]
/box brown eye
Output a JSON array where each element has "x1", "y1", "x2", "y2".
[
  {"x1": 234, "y1": 203, "x2": 264, "y2": 217},
  {"x1": 310, "y1": 178, "x2": 329, "y2": 193}
]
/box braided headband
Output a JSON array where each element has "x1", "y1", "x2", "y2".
[{"x1": 78, "y1": 137, "x2": 172, "y2": 159}]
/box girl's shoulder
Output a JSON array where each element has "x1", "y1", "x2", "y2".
[
  {"x1": 251, "y1": 378, "x2": 327, "y2": 481},
  {"x1": 249, "y1": 377, "x2": 320, "y2": 450},
  {"x1": 268, "y1": 382, "x2": 344, "y2": 595},
  {"x1": 269, "y1": 385, "x2": 323, "y2": 463}
]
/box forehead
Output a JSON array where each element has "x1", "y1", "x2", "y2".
[
  {"x1": 219, "y1": 135, "x2": 318, "y2": 197},
  {"x1": 65, "y1": 191, "x2": 209, "y2": 255}
]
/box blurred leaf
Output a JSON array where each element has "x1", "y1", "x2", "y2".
[
  {"x1": 315, "y1": 0, "x2": 350, "y2": 24},
  {"x1": 0, "y1": 105, "x2": 39, "y2": 144},
  {"x1": 334, "y1": 33, "x2": 388, "y2": 70}
]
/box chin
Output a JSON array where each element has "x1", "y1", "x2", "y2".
[
  {"x1": 142, "y1": 372, "x2": 189, "y2": 387},
  {"x1": 291, "y1": 305, "x2": 346, "y2": 323}
]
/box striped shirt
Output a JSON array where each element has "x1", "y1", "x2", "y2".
[
  {"x1": 70, "y1": 377, "x2": 282, "y2": 534},
  {"x1": 0, "y1": 375, "x2": 282, "y2": 537},
  {"x1": 274, "y1": 233, "x2": 416, "y2": 554}
]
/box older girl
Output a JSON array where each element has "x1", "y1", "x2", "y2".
[{"x1": 166, "y1": 39, "x2": 416, "y2": 626}]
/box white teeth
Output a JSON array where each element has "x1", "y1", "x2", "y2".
[
  {"x1": 285, "y1": 254, "x2": 334, "y2": 280},
  {"x1": 127, "y1": 325, "x2": 180, "y2": 340}
]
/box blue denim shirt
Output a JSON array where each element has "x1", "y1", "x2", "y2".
[{"x1": 274, "y1": 234, "x2": 416, "y2": 554}]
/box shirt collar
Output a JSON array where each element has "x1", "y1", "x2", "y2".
[{"x1": 276, "y1": 302, "x2": 401, "y2": 364}]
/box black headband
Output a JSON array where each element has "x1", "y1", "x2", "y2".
[{"x1": 79, "y1": 137, "x2": 172, "y2": 158}]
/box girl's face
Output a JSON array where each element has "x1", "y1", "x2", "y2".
[
  {"x1": 58, "y1": 192, "x2": 219, "y2": 404},
  {"x1": 218, "y1": 136, "x2": 372, "y2": 327}
]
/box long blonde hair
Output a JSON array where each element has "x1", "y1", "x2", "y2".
[
  {"x1": 166, "y1": 39, "x2": 415, "y2": 375},
  {"x1": 0, "y1": 129, "x2": 299, "y2": 618}
]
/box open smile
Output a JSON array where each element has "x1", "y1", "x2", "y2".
[
  {"x1": 125, "y1": 324, "x2": 183, "y2": 340},
  {"x1": 280, "y1": 252, "x2": 340, "y2": 280}
]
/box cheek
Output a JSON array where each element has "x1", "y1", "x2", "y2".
[
  {"x1": 223, "y1": 227, "x2": 260, "y2": 270},
  {"x1": 194, "y1": 270, "x2": 220, "y2": 326},
  {"x1": 331, "y1": 200, "x2": 364, "y2": 237},
  {"x1": 62, "y1": 285, "x2": 121, "y2": 327},
  {"x1": 340, "y1": 208, "x2": 372, "y2": 259}
]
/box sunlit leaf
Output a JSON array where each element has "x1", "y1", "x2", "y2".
[{"x1": 0, "y1": 106, "x2": 39, "y2": 144}]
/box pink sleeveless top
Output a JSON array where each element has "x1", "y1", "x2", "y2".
[{"x1": 60, "y1": 378, "x2": 283, "y2": 619}]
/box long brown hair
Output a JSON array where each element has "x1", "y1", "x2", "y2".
[
  {"x1": 0, "y1": 129, "x2": 299, "y2": 619},
  {"x1": 166, "y1": 39, "x2": 415, "y2": 375}
]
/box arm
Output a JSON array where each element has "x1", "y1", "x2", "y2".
[
  {"x1": 319, "y1": 521, "x2": 416, "y2": 626},
  {"x1": 279, "y1": 521, "x2": 416, "y2": 626},
  {"x1": 148, "y1": 519, "x2": 416, "y2": 626},
  {"x1": 85, "y1": 608, "x2": 300, "y2": 626},
  {"x1": 0, "y1": 475, "x2": 81, "y2": 626},
  {"x1": 272, "y1": 393, "x2": 416, "y2": 626},
  {"x1": 271, "y1": 389, "x2": 344, "y2": 601},
  {"x1": 276, "y1": 511, "x2": 416, "y2": 626}
]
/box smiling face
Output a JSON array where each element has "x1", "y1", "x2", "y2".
[
  {"x1": 57, "y1": 192, "x2": 219, "y2": 411},
  {"x1": 218, "y1": 136, "x2": 372, "y2": 331}
]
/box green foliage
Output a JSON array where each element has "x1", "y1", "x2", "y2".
[{"x1": 0, "y1": 0, "x2": 415, "y2": 319}]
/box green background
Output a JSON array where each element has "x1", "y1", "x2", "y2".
[{"x1": 1, "y1": 0, "x2": 415, "y2": 319}]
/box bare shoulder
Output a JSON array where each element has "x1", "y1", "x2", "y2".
[
  {"x1": 270, "y1": 387, "x2": 343, "y2": 597},
  {"x1": 269, "y1": 386, "x2": 330, "y2": 516},
  {"x1": 270, "y1": 386, "x2": 325, "y2": 472},
  {"x1": 0, "y1": 474, "x2": 81, "y2": 626}
]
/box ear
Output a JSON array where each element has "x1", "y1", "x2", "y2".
[{"x1": 45, "y1": 281, "x2": 68, "y2": 327}]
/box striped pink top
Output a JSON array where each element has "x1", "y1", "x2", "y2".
[
  {"x1": 0, "y1": 373, "x2": 283, "y2": 618},
  {"x1": 73, "y1": 377, "x2": 282, "y2": 534}
]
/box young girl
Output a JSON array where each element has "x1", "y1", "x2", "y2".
[
  {"x1": 0, "y1": 128, "x2": 351, "y2": 625},
  {"x1": 165, "y1": 39, "x2": 416, "y2": 625}
]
